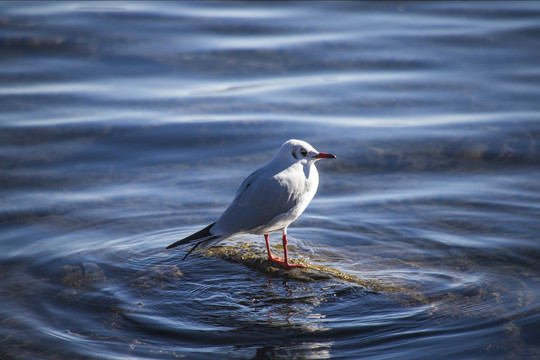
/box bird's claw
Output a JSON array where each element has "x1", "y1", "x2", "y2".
[{"x1": 267, "y1": 255, "x2": 305, "y2": 269}]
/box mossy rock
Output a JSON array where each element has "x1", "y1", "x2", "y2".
[{"x1": 203, "y1": 243, "x2": 420, "y2": 298}]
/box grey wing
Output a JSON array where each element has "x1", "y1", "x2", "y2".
[
  {"x1": 214, "y1": 168, "x2": 296, "y2": 234},
  {"x1": 233, "y1": 167, "x2": 265, "y2": 201}
]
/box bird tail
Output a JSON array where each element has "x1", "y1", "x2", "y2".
[{"x1": 166, "y1": 222, "x2": 223, "y2": 260}]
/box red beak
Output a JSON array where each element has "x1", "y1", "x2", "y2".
[{"x1": 314, "y1": 152, "x2": 336, "y2": 159}]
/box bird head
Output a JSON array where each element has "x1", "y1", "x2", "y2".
[{"x1": 274, "y1": 139, "x2": 336, "y2": 166}]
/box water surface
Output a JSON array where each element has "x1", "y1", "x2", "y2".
[{"x1": 1, "y1": 2, "x2": 540, "y2": 359}]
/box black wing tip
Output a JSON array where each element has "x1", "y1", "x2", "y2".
[
  {"x1": 166, "y1": 222, "x2": 216, "y2": 250},
  {"x1": 165, "y1": 242, "x2": 180, "y2": 250}
]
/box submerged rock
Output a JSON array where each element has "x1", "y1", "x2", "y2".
[
  {"x1": 58, "y1": 262, "x2": 106, "y2": 299},
  {"x1": 130, "y1": 264, "x2": 183, "y2": 290},
  {"x1": 61, "y1": 262, "x2": 105, "y2": 288}
]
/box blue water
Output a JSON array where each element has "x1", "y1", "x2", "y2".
[{"x1": 1, "y1": 2, "x2": 540, "y2": 359}]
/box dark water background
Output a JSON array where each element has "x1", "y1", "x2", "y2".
[{"x1": 1, "y1": 2, "x2": 540, "y2": 359}]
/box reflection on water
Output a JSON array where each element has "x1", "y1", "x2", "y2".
[{"x1": 1, "y1": 1, "x2": 540, "y2": 359}]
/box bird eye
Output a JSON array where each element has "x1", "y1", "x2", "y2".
[{"x1": 300, "y1": 149, "x2": 308, "y2": 157}]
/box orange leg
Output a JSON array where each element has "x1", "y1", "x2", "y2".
[
  {"x1": 265, "y1": 233, "x2": 283, "y2": 262},
  {"x1": 264, "y1": 233, "x2": 304, "y2": 269}
]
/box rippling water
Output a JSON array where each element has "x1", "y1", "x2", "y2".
[{"x1": 1, "y1": 2, "x2": 540, "y2": 359}]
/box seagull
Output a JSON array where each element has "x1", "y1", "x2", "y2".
[{"x1": 166, "y1": 139, "x2": 336, "y2": 269}]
